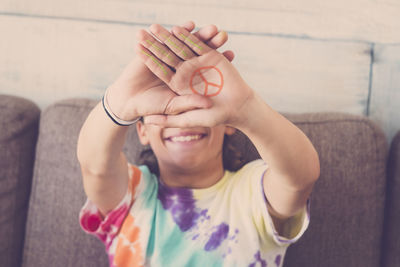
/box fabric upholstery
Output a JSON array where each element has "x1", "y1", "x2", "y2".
[
  {"x1": 22, "y1": 98, "x2": 388, "y2": 267},
  {"x1": 0, "y1": 95, "x2": 40, "y2": 267},
  {"x1": 381, "y1": 131, "x2": 400, "y2": 267},
  {"x1": 22, "y1": 99, "x2": 109, "y2": 267},
  {"x1": 282, "y1": 113, "x2": 388, "y2": 267}
]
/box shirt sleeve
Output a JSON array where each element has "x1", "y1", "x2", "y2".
[
  {"x1": 262, "y1": 192, "x2": 310, "y2": 246},
  {"x1": 79, "y1": 162, "x2": 143, "y2": 249},
  {"x1": 245, "y1": 159, "x2": 311, "y2": 247}
]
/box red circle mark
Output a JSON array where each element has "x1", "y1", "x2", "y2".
[{"x1": 189, "y1": 66, "x2": 224, "y2": 97}]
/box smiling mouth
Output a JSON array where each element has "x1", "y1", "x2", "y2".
[{"x1": 165, "y1": 134, "x2": 207, "y2": 143}]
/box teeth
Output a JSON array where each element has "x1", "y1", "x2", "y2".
[{"x1": 170, "y1": 134, "x2": 202, "y2": 142}]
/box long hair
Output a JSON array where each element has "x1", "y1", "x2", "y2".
[{"x1": 137, "y1": 132, "x2": 245, "y2": 177}]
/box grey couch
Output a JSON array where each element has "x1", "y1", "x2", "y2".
[{"x1": 1, "y1": 94, "x2": 399, "y2": 267}]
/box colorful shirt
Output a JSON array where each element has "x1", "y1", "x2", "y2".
[{"x1": 79, "y1": 159, "x2": 310, "y2": 267}]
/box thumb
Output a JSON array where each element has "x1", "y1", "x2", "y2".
[
  {"x1": 143, "y1": 108, "x2": 217, "y2": 128},
  {"x1": 163, "y1": 94, "x2": 213, "y2": 115},
  {"x1": 222, "y1": 50, "x2": 235, "y2": 62}
]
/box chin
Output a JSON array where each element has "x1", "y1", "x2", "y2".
[{"x1": 171, "y1": 156, "x2": 204, "y2": 169}]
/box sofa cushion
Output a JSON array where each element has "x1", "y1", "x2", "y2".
[
  {"x1": 282, "y1": 113, "x2": 388, "y2": 267},
  {"x1": 382, "y1": 131, "x2": 400, "y2": 267},
  {"x1": 22, "y1": 98, "x2": 388, "y2": 267},
  {"x1": 0, "y1": 95, "x2": 40, "y2": 267}
]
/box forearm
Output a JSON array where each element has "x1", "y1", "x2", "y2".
[
  {"x1": 234, "y1": 92, "x2": 320, "y2": 190},
  {"x1": 77, "y1": 100, "x2": 129, "y2": 176}
]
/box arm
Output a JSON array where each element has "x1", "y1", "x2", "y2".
[
  {"x1": 77, "y1": 98, "x2": 131, "y2": 216},
  {"x1": 234, "y1": 92, "x2": 320, "y2": 233}
]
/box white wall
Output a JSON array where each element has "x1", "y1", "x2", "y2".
[{"x1": 0, "y1": 0, "x2": 399, "y2": 144}]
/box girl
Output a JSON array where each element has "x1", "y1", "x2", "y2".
[{"x1": 77, "y1": 21, "x2": 320, "y2": 267}]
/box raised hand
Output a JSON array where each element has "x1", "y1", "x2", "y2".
[
  {"x1": 106, "y1": 22, "x2": 235, "y2": 123},
  {"x1": 136, "y1": 25, "x2": 254, "y2": 128}
]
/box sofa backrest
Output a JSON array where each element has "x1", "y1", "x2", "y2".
[
  {"x1": 0, "y1": 95, "x2": 40, "y2": 267},
  {"x1": 21, "y1": 99, "x2": 109, "y2": 267},
  {"x1": 282, "y1": 113, "x2": 388, "y2": 267},
  {"x1": 381, "y1": 131, "x2": 400, "y2": 267},
  {"x1": 21, "y1": 98, "x2": 388, "y2": 267}
]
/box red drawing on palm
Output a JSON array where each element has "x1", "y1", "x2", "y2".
[{"x1": 189, "y1": 66, "x2": 224, "y2": 97}]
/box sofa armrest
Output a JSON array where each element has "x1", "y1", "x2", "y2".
[
  {"x1": 382, "y1": 131, "x2": 400, "y2": 267},
  {"x1": 0, "y1": 95, "x2": 40, "y2": 267}
]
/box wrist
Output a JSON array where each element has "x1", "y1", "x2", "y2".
[
  {"x1": 104, "y1": 86, "x2": 140, "y2": 126},
  {"x1": 232, "y1": 91, "x2": 272, "y2": 133}
]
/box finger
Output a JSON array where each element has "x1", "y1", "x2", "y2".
[
  {"x1": 206, "y1": 30, "x2": 228, "y2": 49},
  {"x1": 150, "y1": 24, "x2": 195, "y2": 60},
  {"x1": 144, "y1": 109, "x2": 217, "y2": 128},
  {"x1": 222, "y1": 50, "x2": 235, "y2": 62},
  {"x1": 137, "y1": 29, "x2": 182, "y2": 69},
  {"x1": 162, "y1": 94, "x2": 213, "y2": 115},
  {"x1": 180, "y1": 21, "x2": 195, "y2": 32},
  {"x1": 179, "y1": 23, "x2": 230, "y2": 53},
  {"x1": 172, "y1": 26, "x2": 212, "y2": 55},
  {"x1": 135, "y1": 43, "x2": 174, "y2": 84},
  {"x1": 179, "y1": 23, "x2": 231, "y2": 55},
  {"x1": 192, "y1": 26, "x2": 235, "y2": 61},
  {"x1": 143, "y1": 115, "x2": 166, "y2": 125},
  {"x1": 192, "y1": 24, "x2": 218, "y2": 44}
]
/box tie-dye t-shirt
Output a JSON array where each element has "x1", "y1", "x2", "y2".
[{"x1": 79, "y1": 159, "x2": 310, "y2": 267}]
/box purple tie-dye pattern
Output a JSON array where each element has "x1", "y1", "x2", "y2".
[
  {"x1": 275, "y1": 254, "x2": 281, "y2": 266},
  {"x1": 248, "y1": 251, "x2": 267, "y2": 267},
  {"x1": 158, "y1": 182, "x2": 200, "y2": 231},
  {"x1": 204, "y1": 223, "x2": 229, "y2": 251},
  {"x1": 157, "y1": 181, "x2": 231, "y2": 252}
]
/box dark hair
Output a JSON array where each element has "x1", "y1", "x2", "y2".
[{"x1": 137, "y1": 133, "x2": 245, "y2": 177}]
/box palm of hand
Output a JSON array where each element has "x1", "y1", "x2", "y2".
[
  {"x1": 134, "y1": 24, "x2": 252, "y2": 127},
  {"x1": 165, "y1": 50, "x2": 253, "y2": 126}
]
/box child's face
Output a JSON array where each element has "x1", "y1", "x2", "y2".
[{"x1": 136, "y1": 121, "x2": 236, "y2": 169}]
